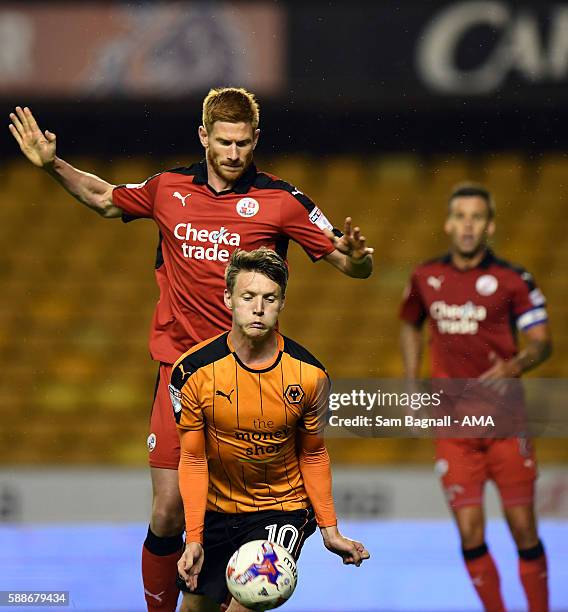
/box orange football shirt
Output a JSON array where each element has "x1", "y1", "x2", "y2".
[{"x1": 170, "y1": 331, "x2": 329, "y2": 514}]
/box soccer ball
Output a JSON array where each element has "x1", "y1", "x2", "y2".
[{"x1": 226, "y1": 540, "x2": 297, "y2": 611}]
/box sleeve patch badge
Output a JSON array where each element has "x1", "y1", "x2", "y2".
[{"x1": 168, "y1": 384, "x2": 183, "y2": 414}]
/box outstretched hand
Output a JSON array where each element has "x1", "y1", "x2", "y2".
[
  {"x1": 177, "y1": 542, "x2": 204, "y2": 592},
  {"x1": 321, "y1": 526, "x2": 370, "y2": 567},
  {"x1": 9, "y1": 106, "x2": 56, "y2": 168},
  {"x1": 323, "y1": 217, "x2": 374, "y2": 261}
]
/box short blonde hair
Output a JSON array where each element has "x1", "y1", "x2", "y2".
[
  {"x1": 202, "y1": 87, "x2": 260, "y2": 133},
  {"x1": 225, "y1": 248, "x2": 288, "y2": 296}
]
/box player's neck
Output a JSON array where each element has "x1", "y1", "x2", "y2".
[
  {"x1": 451, "y1": 247, "x2": 487, "y2": 271},
  {"x1": 229, "y1": 329, "x2": 279, "y2": 367},
  {"x1": 206, "y1": 160, "x2": 236, "y2": 193},
  {"x1": 208, "y1": 173, "x2": 234, "y2": 193}
]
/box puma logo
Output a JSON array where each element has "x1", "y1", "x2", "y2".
[
  {"x1": 173, "y1": 191, "x2": 191, "y2": 206},
  {"x1": 144, "y1": 589, "x2": 165, "y2": 603},
  {"x1": 216, "y1": 389, "x2": 234, "y2": 404},
  {"x1": 178, "y1": 364, "x2": 192, "y2": 381},
  {"x1": 427, "y1": 275, "x2": 444, "y2": 291}
]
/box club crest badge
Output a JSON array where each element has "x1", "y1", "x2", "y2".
[
  {"x1": 236, "y1": 197, "x2": 260, "y2": 218},
  {"x1": 476, "y1": 274, "x2": 498, "y2": 296}
]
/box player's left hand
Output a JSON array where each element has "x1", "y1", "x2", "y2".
[
  {"x1": 177, "y1": 542, "x2": 204, "y2": 591},
  {"x1": 478, "y1": 352, "x2": 520, "y2": 395},
  {"x1": 323, "y1": 217, "x2": 374, "y2": 262},
  {"x1": 320, "y1": 526, "x2": 370, "y2": 567}
]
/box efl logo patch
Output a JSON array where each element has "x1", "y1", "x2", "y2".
[
  {"x1": 476, "y1": 274, "x2": 498, "y2": 296},
  {"x1": 147, "y1": 433, "x2": 157, "y2": 452},
  {"x1": 308, "y1": 206, "x2": 333, "y2": 231},
  {"x1": 284, "y1": 384, "x2": 305, "y2": 405},
  {"x1": 236, "y1": 197, "x2": 259, "y2": 218},
  {"x1": 529, "y1": 288, "x2": 545, "y2": 307},
  {"x1": 168, "y1": 384, "x2": 182, "y2": 414}
]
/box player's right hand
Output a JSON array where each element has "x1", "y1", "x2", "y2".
[
  {"x1": 177, "y1": 542, "x2": 204, "y2": 591},
  {"x1": 9, "y1": 106, "x2": 56, "y2": 168}
]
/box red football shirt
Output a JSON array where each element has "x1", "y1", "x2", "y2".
[
  {"x1": 112, "y1": 161, "x2": 336, "y2": 364},
  {"x1": 400, "y1": 250, "x2": 548, "y2": 378}
]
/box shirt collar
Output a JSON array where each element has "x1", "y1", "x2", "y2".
[
  {"x1": 478, "y1": 249, "x2": 495, "y2": 269},
  {"x1": 192, "y1": 159, "x2": 257, "y2": 194},
  {"x1": 226, "y1": 332, "x2": 284, "y2": 373}
]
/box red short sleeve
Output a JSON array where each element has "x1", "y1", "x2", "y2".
[
  {"x1": 280, "y1": 192, "x2": 336, "y2": 262},
  {"x1": 112, "y1": 173, "x2": 161, "y2": 220}
]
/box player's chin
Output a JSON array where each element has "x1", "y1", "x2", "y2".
[
  {"x1": 220, "y1": 165, "x2": 244, "y2": 180},
  {"x1": 244, "y1": 325, "x2": 269, "y2": 338},
  {"x1": 457, "y1": 243, "x2": 482, "y2": 257}
]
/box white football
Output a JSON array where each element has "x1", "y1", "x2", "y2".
[{"x1": 226, "y1": 540, "x2": 297, "y2": 611}]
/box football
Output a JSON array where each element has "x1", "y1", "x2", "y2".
[{"x1": 225, "y1": 540, "x2": 298, "y2": 611}]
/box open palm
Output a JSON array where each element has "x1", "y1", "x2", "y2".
[{"x1": 9, "y1": 106, "x2": 56, "y2": 168}]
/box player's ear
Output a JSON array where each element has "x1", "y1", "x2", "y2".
[
  {"x1": 444, "y1": 218, "x2": 452, "y2": 236},
  {"x1": 224, "y1": 288, "x2": 232, "y2": 310},
  {"x1": 487, "y1": 219, "x2": 496, "y2": 237},
  {"x1": 198, "y1": 125, "x2": 209, "y2": 148},
  {"x1": 253, "y1": 129, "x2": 260, "y2": 149}
]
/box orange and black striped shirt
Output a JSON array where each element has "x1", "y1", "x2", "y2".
[{"x1": 170, "y1": 331, "x2": 329, "y2": 514}]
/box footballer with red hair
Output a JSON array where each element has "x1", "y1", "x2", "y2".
[{"x1": 9, "y1": 88, "x2": 373, "y2": 610}]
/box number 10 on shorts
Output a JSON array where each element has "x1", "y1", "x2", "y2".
[{"x1": 264, "y1": 524, "x2": 299, "y2": 552}]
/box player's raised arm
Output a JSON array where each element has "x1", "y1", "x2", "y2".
[
  {"x1": 8, "y1": 106, "x2": 121, "y2": 218},
  {"x1": 323, "y1": 217, "x2": 374, "y2": 278}
]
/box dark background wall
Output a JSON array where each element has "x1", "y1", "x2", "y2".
[{"x1": 2, "y1": 0, "x2": 568, "y2": 158}]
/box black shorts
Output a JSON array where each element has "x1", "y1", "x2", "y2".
[{"x1": 178, "y1": 507, "x2": 317, "y2": 604}]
